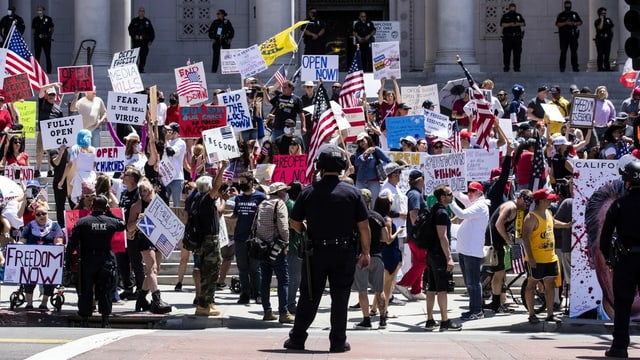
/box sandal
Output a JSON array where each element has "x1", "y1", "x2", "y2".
[
  {"x1": 369, "y1": 309, "x2": 377, "y2": 316},
  {"x1": 528, "y1": 315, "x2": 540, "y2": 324},
  {"x1": 545, "y1": 315, "x2": 562, "y2": 323}
]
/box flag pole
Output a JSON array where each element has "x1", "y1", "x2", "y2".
[{"x1": 3, "y1": 22, "x2": 16, "y2": 48}]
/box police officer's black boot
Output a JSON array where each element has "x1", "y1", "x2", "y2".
[
  {"x1": 101, "y1": 314, "x2": 110, "y2": 328},
  {"x1": 150, "y1": 290, "x2": 171, "y2": 314},
  {"x1": 135, "y1": 290, "x2": 151, "y2": 312}
]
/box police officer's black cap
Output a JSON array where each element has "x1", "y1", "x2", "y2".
[
  {"x1": 315, "y1": 144, "x2": 347, "y2": 172},
  {"x1": 92, "y1": 195, "x2": 109, "y2": 211}
]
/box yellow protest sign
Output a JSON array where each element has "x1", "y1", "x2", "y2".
[{"x1": 13, "y1": 101, "x2": 37, "y2": 138}]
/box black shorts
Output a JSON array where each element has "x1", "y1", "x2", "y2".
[
  {"x1": 426, "y1": 252, "x2": 449, "y2": 292},
  {"x1": 528, "y1": 261, "x2": 558, "y2": 280},
  {"x1": 490, "y1": 246, "x2": 506, "y2": 272},
  {"x1": 221, "y1": 242, "x2": 235, "y2": 261}
]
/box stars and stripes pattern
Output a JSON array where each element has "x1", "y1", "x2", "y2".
[
  {"x1": 469, "y1": 85, "x2": 494, "y2": 151},
  {"x1": 441, "y1": 121, "x2": 462, "y2": 153},
  {"x1": 528, "y1": 136, "x2": 546, "y2": 190},
  {"x1": 4, "y1": 24, "x2": 51, "y2": 94},
  {"x1": 338, "y1": 48, "x2": 364, "y2": 108},
  {"x1": 306, "y1": 83, "x2": 337, "y2": 182},
  {"x1": 176, "y1": 69, "x2": 203, "y2": 97},
  {"x1": 510, "y1": 243, "x2": 526, "y2": 274},
  {"x1": 273, "y1": 64, "x2": 287, "y2": 88},
  {"x1": 222, "y1": 160, "x2": 236, "y2": 182},
  {"x1": 154, "y1": 234, "x2": 174, "y2": 259}
]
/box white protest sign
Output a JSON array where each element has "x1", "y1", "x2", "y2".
[
  {"x1": 94, "y1": 146, "x2": 126, "y2": 173},
  {"x1": 217, "y1": 89, "x2": 253, "y2": 132},
  {"x1": 111, "y1": 48, "x2": 140, "y2": 68},
  {"x1": 301, "y1": 55, "x2": 339, "y2": 81},
  {"x1": 423, "y1": 152, "x2": 467, "y2": 194},
  {"x1": 401, "y1": 84, "x2": 440, "y2": 115},
  {"x1": 3, "y1": 244, "x2": 64, "y2": 285},
  {"x1": 363, "y1": 73, "x2": 379, "y2": 98},
  {"x1": 541, "y1": 103, "x2": 565, "y2": 123},
  {"x1": 464, "y1": 148, "x2": 499, "y2": 181},
  {"x1": 498, "y1": 118, "x2": 515, "y2": 140},
  {"x1": 371, "y1": 41, "x2": 401, "y2": 80},
  {"x1": 4, "y1": 165, "x2": 35, "y2": 183},
  {"x1": 330, "y1": 101, "x2": 350, "y2": 130},
  {"x1": 174, "y1": 61, "x2": 209, "y2": 106},
  {"x1": 40, "y1": 115, "x2": 83, "y2": 150},
  {"x1": 202, "y1": 125, "x2": 240, "y2": 162},
  {"x1": 136, "y1": 195, "x2": 185, "y2": 259},
  {"x1": 372, "y1": 21, "x2": 400, "y2": 42},
  {"x1": 220, "y1": 48, "x2": 242, "y2": 74},
  {"x1": 424, "y1": 109, "x2": 451, "y2": 139},
  {"x1": 569, "y1": 95, "x2": 596, "y2": 128},
  {"x1": 158, "y1": 157, "x2": 177, "y2": 187},
  {"x1": 232, "y1": 44, "x2": 268, "y2": 78},
  {"x1": 108, "y1": 64, "x2": 144, "y2": 93},
  {"x1": 106, "y1": 92, "x2": 147, "y2": 126}
]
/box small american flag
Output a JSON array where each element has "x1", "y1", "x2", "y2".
[
  {"x1": 469, "y1": 85, "x2": 494, "y2": 151},
  {"x1": 510, "y1": 243, "x2": 526, "y2": 274},
  {"x1": 306, "y1": 83, "x2": 337, "y2": 182},
  {"x1": 339, "y1": 48, "x2": 365, "y2": 108},
  {"x1": 4, "y1": 23, "x2": 51, "y2": 95},
  {"x1": 222, "y1": 160, "x2": 236, "y2": 181},
  {"x1": 177, "y1": 70, "x2": 203, "y2": 97},
  {"x1": 528, "y1": 136, "x2": 546, "y2": 190},
  {"x1": 220, "y1": 126, "x2": 233, "y2": 139},
  {"x1": 274, "y1": 64, "x2": 287, "y2": 88},
  {"x1": 155, "y1": 234, "x2": 174, "y2": 258},
  {"x1": 441, "y1": 121, "x2": 462, "y2": 153}
]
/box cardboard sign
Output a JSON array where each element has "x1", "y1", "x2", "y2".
[
  {"x1": 217, "y1": 89, "x2": 253, "y2": 132},
  {"x1": 301, "y1": 55, "x2": 339, "y2": 81},
  {"x1": 220, "y1": 49, "x2": 242, "y2": 74},
  {"x1": 136, "y1": 195, "x2": 185, "y2": 259},
  {"x1": 108, "y1": 64, "x2": 144, "y2": 94},
  {"x1": 569, "y1": 95, "x2": 596, "y2": 128},
  {"x1": 464, "y1": 148, "x2": 499, "y2": 181},
  {"x1": 65, "y1": 208, "x2": 126, "y2": 253},
  {"x1": 271, "y1": 154, "x2": 307, "y2": 184},
  {"x1": 423, "y1": 152, "x2": 467, "y2": 195},
  {"x1": 371, "y1": 41, "x2": 401, "y2": 80},
  {"x1": 3, "y1": 244, "x2": 64, "y2": 285},
  {"x1": 202, "y1": 125, "x2": 240, "y2": 162},
  {"x1": 57, "y1": 65, "x2": 94, "y2": 94},
  {"x1": 385, "y1": 115, "x2": 425, "y2": 149},
  {"x1": 254, "y1": 163, "x2": 276, "y2": 184},
  {"x1": 232, "y1": 45, "x2": 268, "y2": 78},
  {"x1": 111, "y1": 48, "x2": 140, "y2": 68},
  {"x1": 94, "y1": 146, "x2": 126, "y2": 173},
  {"x1": 343, "y1": 106, "x2": 366, "y2": 142},
  {"x1": 174, "y1": 61, "x2": 208, "y2": 106},
  {"x1": 424, "y1": 109, "x2": 452, "y2": 139},
  {"x1": 158, "y1": 157, "x2": 177, "y2": 187},
  {"x1": 4, "y1": 165, "x2": 35, "y2": 182},
  {"x1": 13, "y1": 101, "x2": 36, "y2": 138},
  {"x1": 179, "y1": 104, "x2": 227, "y2": 138},
  {"x1": 2, "y1": 73, "x2": 32, "y2": 102},
  {"x1": 40, "y1": 115, "x2": 83, "y2": 150},
  {"x1": 106, "y1": 92, "x2": 147, "y2": 126},
  {"x1": 401, "y1": 84, "x2": 440, "y2": 115}
]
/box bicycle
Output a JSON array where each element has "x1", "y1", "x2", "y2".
[{"x1": 9, "y1": 284, "x2": 25, "y2": 310}]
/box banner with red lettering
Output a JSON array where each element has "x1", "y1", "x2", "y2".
[
  {"x1": 2, "y1": 73, "x2": 32, "y2": 102},
  {"x1": 65, "y1": 208, "x2": 126, "y2": 253},
  {"x1": 4, "y1": 165, "x2": 35, "y2": 183},
  {"x1": 94, "y1": 146, "x2": 126, "y2": 173},
  {"x1": 57, "y1": 65, "x2": 94, "y2": 94},
  {"x1": 174, "y1": 62, "x2": 208, "y2": 106},
  {"x1": 178, "y1": 104, "x2": 227, "y2": 138},
  {"x1": 423, "y1": 152, "x2": 467, "y2": 194},
  {"x1": 3, "y1": 244, "x2": 64, "y2": 285},
  {"x1": 271, "y1": 154, "x2": 308, "y2": 185}
]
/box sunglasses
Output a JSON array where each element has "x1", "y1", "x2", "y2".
[
  {"x1": 35, "y1": 212, "x2": 47, "y2": 217},
  {"x1": 444, "y1": 192, "x2": 453, "y2": 196},
  {"x1": 83, "y1": 193, "x2": 96, "y2": 198},
  {"x1": 433, "y1": 145, "x2": 443, "y2": 149}
]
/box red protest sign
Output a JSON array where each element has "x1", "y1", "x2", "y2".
[
  {"x1": 57, "y1": 65, "x2": 94, "y2": 94},
  {"x1": 271, "y1": 154, "x2": 308, "y2": 185},
  {"x1": 178, "y1": 104, "x2": 227, "y2": 138},
  {"x1": 2, "y1": 73, "x2": 33, "y2": 102},
  {"x1": 65, "y1": 208, "x2": 126, "y2": 253}
]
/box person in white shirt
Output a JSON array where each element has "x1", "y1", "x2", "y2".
[
  {"x1": 70, "y1": 88, "x2": 107, "y2": 147},
  {"x1": 163, "y1": 122, "x2": 186, "y2": 207},
  {"x1": 156, "y1": 91, "x2": 167, "y2": 126}
]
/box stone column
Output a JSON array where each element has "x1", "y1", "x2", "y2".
[
  {"x1": 110, "y1": 0, "x2": 131, "y2": 54},
  {"x1": 255, "y1": 0, "x2": 293, "y2": 67},
  {"x1": 434, "y1": 0, "x2": 478, "y2": 72},
  {"x1": 73, "y1": 0, "x2": 111, "y2": 66},
  {"x1": 423, "y1": 0, "x2": 437, "y2": 72}
]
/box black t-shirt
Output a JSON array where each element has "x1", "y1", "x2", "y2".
[
  {"x1": 368, "y1": 209, "x2": 385, "y2": 254},
  {"x1": 430, "y1": 203, "x2": 451, "y2": 254},
  {"x1": 551, "y1": 153, "x2": 572, "y2": 180},
  {"x1": 353, "y1": 20, "x2": 376, "y2": 39},
  {"x1": 500, "y1": 11, "x2": 525, "y2": 36},
  {"x1": 49, "y1": 148, "x2": 69, "y2": 184},
  {"x1": 37, "y1": 97, "x2": 63, "y2": 122},
  {"x1": 119, "y1": 187, "x2": 139, "y2": 223},
  {"x1": 270, "y1": 94, "x2": 303, "y2": 131},
  {"x1": 197, "y1": 193, "x2": 220, "y2": 236}
]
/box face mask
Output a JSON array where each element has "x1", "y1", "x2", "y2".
[
  {"x1": 284, "y1": 127, "x2": 293, "y2": 135},
  {"x1": 37, "y1": 11, "x2": 43, "y2": 16},
  {"x1": 565, "y1": 6, "x2": 571, "y2": 11},
  {"x1": 158, "y1": 97, "x2": 165, "y2": 103},
  {"x1": 7, "y1": 10, "x2": 12, "y2": 16},
  {"x1": 135, "y1": 143, "x2": 143, "y2": 153},
  {"x1": 237, "y1": 183, "x2": 250, "y2": 192},
  {"x1": 169, "y1": 99, "x2": 177, "y2": 106}
]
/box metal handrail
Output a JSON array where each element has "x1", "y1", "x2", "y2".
[{"x1": 72, "y1": 39, "x2": 96, "y2": 66}]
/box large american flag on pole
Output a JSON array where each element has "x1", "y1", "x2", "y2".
[
  {"x1": 338, "y1": 47, "x2": 364, "y2": 108},
  {"x1": 3, "y1": 23, "x2": 51, "y2": 94},
  {"x1": 306, "y1": 83, "x2": 337, "y2": 182},
  {"x1": 469, "y1": 85, "x2": 494, "y2": 151}
]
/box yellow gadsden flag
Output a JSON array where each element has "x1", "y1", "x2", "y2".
[{"x1": 259, "y1": 20, "x2": 309, "y2": 66}]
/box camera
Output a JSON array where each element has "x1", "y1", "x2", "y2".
[{"x1": 269, "y1": 238, "x2": 285, "y2": 262}]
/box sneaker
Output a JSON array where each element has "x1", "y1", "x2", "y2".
[
  {"x1": 424, "y1": 319, "x2": 437, "y2": 331},
  {"x1": 495, "y1": 304, "x2": 513, "y2": 314},
  {"x1": 349, "y1": 302, "x2": 361, "y2": 309},
  {"x1": 38, "y1": 304, "x2": 49, "y2": 311},
  {"x1": 216, "y1": 282, "x2": 227, "y2": 290},
  {"x1": 283, "y1": 339, "x2": 305, "y2": 351},
  {"x1": 174, "y1": 282, "x2": 183, "y2": 292},
  {"x1": 119, "y1": 290, "x2": 137, "y2": 301},
  {"x1": 461, "y1": 311, "x2": 484, "y2": 321},
  {"x1": 329, "y1": 342, "x2": 351, "y2": 353},
  {"x1": 237, "y1": 295, "x2": 250, "y2": 305},
  {"x1": 34, "y1": 170, "x2": 41, "y2": 178},
  {"x1": 412, "y1": 292, "x2": 426, "y2": 301},
  {"x1": 355, "y1": 318, "x2": 372, "y2": 330},
  {"x1": 263, "y1": 310, "x2": 277, "y2": 321},
  {"x1": 279, "y1": 311, "x2": 295, "y2": 324},
  {"x1": 439, "y1": 319, "x2": 462, "y2": 331},
  {"x1": 379, "y1": 316, "x2": 387, "y2": 329},
  {"x1": 395, "y1": 284, "x2": 413, "y2": 301},
  {"x1": 24, "y1": 304, "x2": 34, "y2": 310}
]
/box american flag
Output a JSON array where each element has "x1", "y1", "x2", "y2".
[
  {"x1": 339, "y1": 48, "x2": 364, "y2": 108},
  {"x1": 177, "y1": 69, "x2": 203, "y2": 97},
  {"x1": 528, "y1": 136, "x2": 546, "y2": 190},
  {"x1": 4, "y1": 24, "x2": 51, "y2": 94},
  {"x1": 273, "y1": 64, "x2": 287, "y2": 88},
  {"x1": 306, "y1": 83, "x2": 337, "y2": 182},
  {"x1": 469, "y1": 85, "x2": 494, "y2": 151},
  {"x1": 510, "y1": 243, "x2": 526, "y2": 274},
  {"x1": 441, "y1": 121, "x2": 462, "y2": 153},
  {"x1": 222, "y1": 160, "x2": 236, "y2": 181},
  {"x1": 154, "y1": 234, "x2": 174, "y2": 258}
]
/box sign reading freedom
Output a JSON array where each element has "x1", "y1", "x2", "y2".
[{"x1": 179, "y1": 105, "x2": 227, "y2": 138}]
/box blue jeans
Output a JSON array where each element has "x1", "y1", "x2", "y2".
[
  {"x1": 165, "y1": 179, "x2": 184, "y2": 207},
  {"x1": 287, "y1": 251, "x2": 302, "y2": 309},
  {"x1": 458, "y1": 253, "x2": 483, "y2": 313},
  {"x1": 234, "y1": 237, "x2": 261, "y2": 299},
  {"x1": 260, "y1": 251, "x2": 289, "y2": 313},
  {"x1": 271, "y1": 129, "x2": 284, "y2": 143},
  {"x1": 356, "y1": 179, "x2": 381, "y2": 207},
  {"x1": 91, "y1": 127, "x2": 101, "y2": 147},
  {"x1": 241, "y1": 129, "x2": 258, "y2": 142}
]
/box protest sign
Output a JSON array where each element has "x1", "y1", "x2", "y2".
[
  {"x1": 371, "y1": 41, "x2": 401, "y2": 80},
  {"x1": 108, "y1": 64, "x2": 144, "y2": 94},
  {"x1": 148, "y1": 85, "x2": 157, "y2": 125},
  {"x1": 220, "y1": 49, "x2": 242, "y2": 74},
  {"x1": 423, "y1": 152, "x2": 467, "y2": 194},
  {"x1": 343, "y1": 107, "x2": 366, "y2": 143},
  {"x1": 2, "y1": 73, "x2": 32, "y2": 102},
  {"x1": 13, "y1": 101, "x2": 36, "y2": 138},
  {"x1": 3, "y1": 244, "x2": 64, "y2": 285},
  {"x1": 464, "y1": 148, "x2": 499, "y2": 181},
  {"x1": 179, "y1": 105, "x2": 227, "y2": 137},
  {"x1": 4, "y1": 165, "x2": 35, "y2": 183},
  {"x1": 106, "y1": 92, "x2": 147, "y2": 126},
  {"x1": 371, "y1": 21, "x2": 400, "y2": 42},
  {"x1": 57, "y1": 65, "x2": 94, "y2": 94},
  {"x1": 498, "y1": 118, "x2": 514, "y2": 140},
  {"x1": 541, "y1": 103, "x2": 566, "y2": 134},
  {"x1": 232, "y1": 44, "x2": 268, "y2": 78},
  {"x1": 271, "y1": 155, "x2": 307, "y2": 184},
  {"x1": 111, "y1": 48, "x2": 140, "y2": 68},
  {"x1": 569, "y1": 95, "x2": 596, "y2": 128},
  {"x1": 94, "y1": 146, "x2": 126, "y2": 173},
  {"x1": 301, "y1": 55, "x2": 339, "y2": 81},
  {"x1": 424, "y1": 109, "x2": 451, "y2": 139},
  {"x1": 386, "y1": 151, "x2": 428, "y2": 173},
  {"x1": 254, "y1": 164, "x2": 276, "y2": 184},
  {"x1": 217, "y1": 89, "x2": 252, "y2": 132},
  {"x1": 174, "y1": 62, "x2": 208, "y2": 106},
  {"x1": 363, "y1": 73, "x2": 379, "y2": 98},
  {"x1": 202, "y1": 125, "x2": 240, "y2": 162},
  {"x1": 137, "y1": 195, "x2": 185, "y2": 259},
  {"x1": 158, "y1": 157, "x2": 177, "y2": 187},
  {"x1": 401, "y1": 84, "x2": 440, "y2": 115},
  {"x1": 65, "y1": 208, "x2": 126, "y2": 253},
  {"x1": 40, "y1": 115, "x2": 83, "y2": 150},
  {"x1": 385, "y1": 115, "x2": 425, "y2": 150}
]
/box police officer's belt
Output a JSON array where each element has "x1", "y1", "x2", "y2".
[
  {"x1": 37, "y1": 34, "x2": 50, "y2": 38},
  {"x1": 313, "y1": 237, "x2": 353, "y2": 247}
]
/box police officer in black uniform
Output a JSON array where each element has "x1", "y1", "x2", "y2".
[
  {"x1": 284, "y1": 144, "x2": 371, "y2": 353},
  {"x1": 555, "y1": 0, "x2": 582, "y2": 72},
  {"x1": 499, "y1": 3, "x2": 525, "y2": 72},
  {"x1": 208, "y1": 9, "x2": 234, "y2": 73},
  {"x1": 303, "y1": 8, "x2": 326, "y2": 55},
  {"x1": 128, "y1": 7, "x2": 155, "y2": 73},
  {"x1": 0, "y1": 5, "x2": 25, "y2": 43},
  {"x1": 594, "y1": 7, "x2": 614, "y2": 72},
  {"x1": 66, "y1": 195, "x2": 127, "y2": 328},
  {"x1": 352, "y1": 11, "x2": 376, "y2": 73},
  {"x1": 32, "y1": 5, "x2": 54, "y2": 74}
]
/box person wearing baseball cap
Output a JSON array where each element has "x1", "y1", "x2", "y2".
[
  {"x1": 163, "y1": 121, "x2": 187, "y2": 207},
  {"x1": 527, "y1": 86, "x2": 548, "y2": 123},
  {"x1": 549, "y1": 85, "x2": 570, "y2": 118},
  {"x1": 621, "y1": 86, "x2": 640, "y2": 124}
]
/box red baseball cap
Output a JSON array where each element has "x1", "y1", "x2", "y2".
[
  {"x1": 532, "y1": 188, "x2": 558, "y2": 202},
  {"x1": 460, "y1": 130, "x2": 471, "y2": 141},
  {"x1": 468, "y1": 181, "x2": 484, "y2": 193}
]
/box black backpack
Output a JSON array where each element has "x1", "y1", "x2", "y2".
[
  {"x1": 182, "y1": 191, "x2": 206, "y2": 251},
  {"x1": 412, "y1": 206, "x2": 436, "y2": 250}
]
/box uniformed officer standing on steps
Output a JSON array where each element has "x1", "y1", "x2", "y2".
[
  {"x1": 600, "y1": 160, "x2": 640, "y2": 359},
  {"x1": 284, "y1": 144, "x2": 371, "y2": 353},
  {"x1": 128, "y1": 7, "x2": 155, "y2": 73},
  {"x1": 66, "y1": 195, "x2": 126, "y2": 328}
]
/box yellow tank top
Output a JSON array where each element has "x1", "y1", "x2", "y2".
[{"x1": 527, "y1": 210, "x2": 558, "y2": 263}]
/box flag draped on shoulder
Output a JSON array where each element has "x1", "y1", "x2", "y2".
[
  {"x1": 339, "y1": 48, "x2": 365, "y2": 108},
  {"x1": 306, "y1": 83, "x2": 337, "y2": 182},
  {"x1": 3, "y1": 24, "x2": 51, "y2": 94},
  {"x1": 259, "y1": 21, "x2": 309, "y2": 66},
  {"x1": 468, "y1": 84, "x2": 494, "y2": 151}
]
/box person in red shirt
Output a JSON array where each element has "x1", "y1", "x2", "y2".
[{"x1": 3, "y1": 134, "x2": 28, "y2": 167}]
